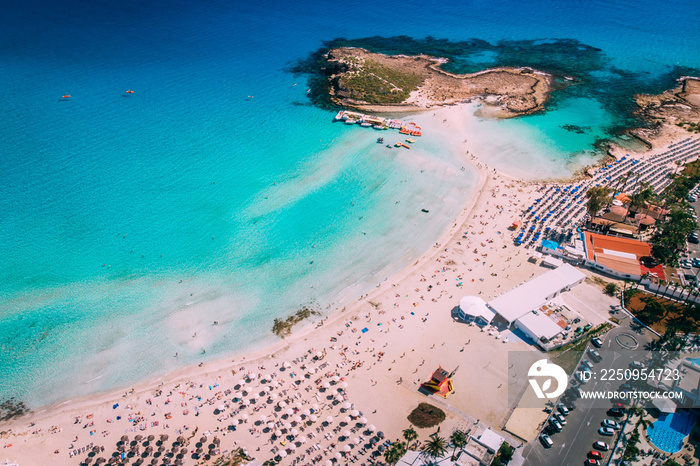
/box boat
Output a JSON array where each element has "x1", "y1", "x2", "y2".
[
  {"x1": 344, "y1": 119, "x2": 356, "y2": 125},
  {"x1": 386, "y1": 144, "x2": 393, "y2": 148},
  {"x1": 410, "y1": 130, "x2": 422, "y2": 137},
  {"x1": 334, "y1": 111, "x2": 345, "y2": 120},
  {"x1": 406, "y1": 138, "x2": 416, "y2": 144},
  {"x1": 359, "y1": 122, "x2": 372, "y2": 127},
  {"x1": 61, "y1": 95, "x2": 71, "y2": 99},
  {"x1": 399, "y1": 127, "x2": 410, "y2": 135},
  {"x1": 421, "y1": 209, "x2": 429, "y2": 213},
  {"x1": 377, "y1": 137, "x2": 384, "y2": 143},
  {"x1": 373, "y1": 125, "x2": 387, "y2": 130},
  {"x1": 125, "y1": 90, "x2": 134, "y2": 94},
  {"x1": 395, "y1": 142, "x2": 403, "y2": 147}
]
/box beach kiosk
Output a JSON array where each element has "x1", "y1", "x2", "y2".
[{"x1": 420, "y1": 366, "x2": 454, "y2": 398}]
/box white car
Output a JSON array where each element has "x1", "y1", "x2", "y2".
[
  {"x1": 602, "y1": 419, "x2": 620, "y2": 430},
  {"x1": 593, "y1": 441, "x2": 609, "y2": 451},
  {"x1": 557, "y1": 403, "x2": 570, "y2": 416},
  {"x1": 555, "y1": 413, "x2": 567, "y2": 425},
  {"x1": 598, "y1": 427, "x2": 615, "y2": 436}
]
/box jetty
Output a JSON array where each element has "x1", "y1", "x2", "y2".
[{"x1": 334, "y1": 110, "x2": 422, "y2": 136}]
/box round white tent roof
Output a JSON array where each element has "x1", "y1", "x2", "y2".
[{"x1": 459, "y1": 296, "x2": 496, "y2": 324}]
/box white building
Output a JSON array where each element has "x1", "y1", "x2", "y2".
[
  {"x1": 487, "y1": 264, "x2": 586, "y2": 325},
  {"x1": 513, "y1": 310, "x2": 565, "y2": 348},
  {"x1": 457, "y1": 296, "x2": 496, "y2": 326}
]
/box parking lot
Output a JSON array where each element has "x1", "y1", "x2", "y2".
[{"x1": 678, "y1": 185, "x2": 700, "y2": 280}]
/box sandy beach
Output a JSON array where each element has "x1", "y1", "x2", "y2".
[{"x1": 0, "y1": 103, "x2": 663, "y2": 465}]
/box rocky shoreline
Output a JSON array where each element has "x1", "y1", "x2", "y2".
[{"x1": 323, "y1": 47, "x2": 559, "y2": 118}]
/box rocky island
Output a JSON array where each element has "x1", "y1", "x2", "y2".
[{"x1": 323, "y1": 47, "x2": 558, "y2": 118}]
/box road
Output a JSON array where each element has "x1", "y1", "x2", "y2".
[{"x1": 523, "y1": 308, "x2": 656, "y2": 466}]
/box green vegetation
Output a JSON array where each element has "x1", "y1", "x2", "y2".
[
  {"x1": 422, "y1": 434, "x2": 449, "y2": 459},
  {"x1": 384, "y1": 441, "x2": 408, "y2": 464},
  {"x1": 604, "y1": 282, "x2": 619, "y2": 296},
  {"x1": 402, "y1": 426, "x2": 419, "y2": 447},
  {"x1": 0, "y1": 398, "x2": 29, "y2": 421},
  {"x1": 408, "y1": 403, "x2": 446, "y2": 428},
  {"x1": 585, "y1": 186, "x2": 612, "y2": 221},
  {"x1": 650, "y1": 207, "x2": 697, "y2": 265},
  {"x1": 550, "y1": 323, "x2": 613, "y2": 374},
  {"x1": 341, "y1": 59, "x2": 423, "y2": 104},
  {"x1": 271, "y1": 305, "x2": 320, "y2": 338},
  {"x1": 449, "y1": 430, "x2": 468, "y2": 460},
  {"x1": 677, "y1": 121, "x2": 700, "y2": 133},
  {"x1": 492, "y1": 442, "x2": 515, "y2": 466},
  {"x1": 621, "y1": 428, "x2": 641, "y2": 462}
]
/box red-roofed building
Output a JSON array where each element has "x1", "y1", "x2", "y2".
[{"x1": 582, "y1": 232, "x2": 664, "y2": 281}]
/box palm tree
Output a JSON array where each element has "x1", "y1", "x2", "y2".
[
  {"x1": 422, "y1": 434, "x2": 448, "y2": 459},
  {"x1": 384, "y1": 442, "x2": 407, "y2": 465},
  {"x1": 402, "y1": 427, "x2": 418, "y2": 448},
  {"x1": 449, "y1": 431, "x2": 468, "y2": 460},
  {"x1": 585, "y1": 186, "x2": 613, "y2": 224}
]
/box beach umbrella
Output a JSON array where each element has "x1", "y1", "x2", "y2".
[
  {"x1": 285, "y1": 408, "x2": 294, "y2": 416},
  {"x1": 135, "y1": 435, "x2": 143, "y2": 441},
  {"x1": 340, "y1": 382, "x2": 348, "y2": 388},
  {"x1": 311, "y1": 404, "x2": 319, "y2": 411},
  {"x1": 325, "y1": 461, "x2": 332, "y2": 466},
  {"x1": 343, "y1": 416, "x2": 351, "y2": 424},
  {"x1": 259, "y1": 415, "x2": 267, "y2": 422},
  {"x1": 353, "y1": 438, "x2": 361, "y2": 444},
  {"x1": 278, "y1": 450, "x2": 287, "y2": 458},
  {"x1": 266, "y1": 422, "x2": 275, "y2": 430},
  {"x1": 368, "y1": 425, "x2": 376, "y2": 432},
  {"x1": 249, "y1": 373, "x2": 257, "y2": 380},
  {"x1": 294, "y1": 415, "x2": 302, "y2": 423},
  {"x1": 284, "y1": 422, "x2": 292, "y2": 430},
  {"x1": 147, "y1": 435, "x2": 154, "y2": 442},
  {"x1": 121, "y1": 436, "x2": 129, "y2": 442},
  {"x1": 300, "y1": 436, "x2": 307, "y2": 444},
  {"x1": 263, "y1": 373, "x2": 271, "y2": 381},
  {"x1": 326, "y1": 416, "x2": 334, "y2": 424},
  {"x1": 278, "y1": 401, "x2": 287, "y2": 408},
  {"x1": 275, "y1": 430, "x2": 282, "y2": 437},
  {"x1": 291, "y1": 428, "x2": 299, "y2": 436},
  {"x1": 322, "y1": 382, "x2": 330, "y2": 389},
  {"x1": 351, "y1": 410, "x2": 359, "y2": 417},
  {"x1": 378, "y1": 445, "x2": 386, "y2": 453},
  {"x1": 334, "y1": 452, "x2": 342, "y2": 460},
  {"x1": 309, "y1": 415, "x2": 318, "y2": 422},
  {"x1": 343, "y1": 430, "x2": 351, "y2": 437},
  {"x1": 344, "y1": 445, "x2": 351, "y2": 452},
  {"x1": 240, "y1": 413, "x2": 248, "y2": 421},
  {"x1": 302, "y1": 409, "x2": 311, "y2": 416},
  {"x1": 359, "y1": 417, "x2": 367, "y2": 425},
  {"x1": 335, "y1": 395, "x2": 343, "y2": 402},
  {"x1": 377, "y1": 431, "x2": 384, "y2": 439},
  {"x1": 270, "y1": 393, "x2": 278, "y2": 401},
  {"x1": 289, "y1": 444, "x2": 296, "y2": 451},
  {"x1": 237, "y1": 379, "x2": 246, "y2": 386},
  {"x1": 342, "y1": 402, "x2": 352, "y2": 410},
  {"x1": 331, "y1": 375, "x2": 340, "y2": 383}
]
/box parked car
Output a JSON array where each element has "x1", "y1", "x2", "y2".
[
  {"x1": 585, "y1": 459, "x2": 600, "y2": 466},
  {"x1": 540, "y1": 433, "x2": 553, "y2": 448},
  {"x1": 593, "y1": 441, "x2": 609, "y2": 451},
  {"x1": 576, "y1": 370, "x2": 591, "y2": 385},
  {"x1": 602, "y1": 419, "x2": 621, "y2": 430},
  {"x1": 588, "y1": 451, "x2": 603, "y2": 460},
  {"x1": 591, "y1": 337, "x2": 603, "y2": 348},
  {"x1": 580, "y1": 360, "x2": 593, "y2": 371},
  {"x1": 588, "y1": 349, "x2": 602, "y2": 363},
  {"x1": 557, "y1": 403, "x2": 570, "y2": 416},
  {"x1": 555, "y1": 413, "x2": 567, "y2": 425},
  {"x1": 549, "y1": 417, "x2": 562, "y2": 432},
  {"x1": 688, "y1": 237, "x2": 699, "y2": 244},
  {"x1": 630, "y1": 360, "x2": 644, "y2": 369},
  {"x1": 598, "y1": 427, "x2": 615, "y2": 436},
  {"x1": 610, "y1": 407, "x2": 625, "y2": 417}
]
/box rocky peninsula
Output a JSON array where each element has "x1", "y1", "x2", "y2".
[{"x1": 323, "y1": 47, "x2": 558, "y2": 117}]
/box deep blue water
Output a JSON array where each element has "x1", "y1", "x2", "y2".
[{"x1": 1, "y1": 0, "x2": 699, "y2": 407}]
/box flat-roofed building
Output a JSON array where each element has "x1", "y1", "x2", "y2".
[{"x1": 487, "y1": 264, "x2": 586, "y2": 325}]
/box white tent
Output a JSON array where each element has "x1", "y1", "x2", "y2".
[{"x1": 458, "y1": 295, "x2": 496, "y2": 325}]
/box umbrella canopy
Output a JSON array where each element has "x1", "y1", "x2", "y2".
[
  {"x1": 240, "y1": 413, "x2": 248, "y2": 420},
  {"x1": 353, "y1": 438, "x2": 361, "y2": 444},
  {"x1": 300, "y1": 436, "x2": 307, "y2": 444},
  {"x1": 278, "y1": 450, "x2": 287, "y2": 458},
  {"x1": 259, "y1": 415, "x2": 267, "y2": 422},
  {"x1": 270, "y1": 393, "x2": 278, "y2": 401},
  {"x1": 377, "y1": 431, "x2": 384, "y2": 439},
  {"x1": 635, "y1": 213, "x2": 656, "y2": 225},
  {"x1": 291, "y1": 428, "x2": 299, "y2": 436},
  {"x1": 302, "y1": 409, "x2": 311, "y2": 416},
  {"x1": 344, "y1": 445, "x2": 351, "y2": 452},
  {"x1": 340, "y1": 382, "x2": 348, "y2": 388},
  {"x1": 275, "y1": 430, "x2": 282, "y2": 437},
  {"x1": 331, "y1": 375, "x2": 340, "y2": 382},
  {"x1": 309, "y1": 415, "x2": 318, "y2": 422},
  {"x1": 294, "y1": 415, "x2": 302, "y2": 423},
  {"x1": 311, "y1": 404, "x2": 319, "y2": 411},
  {"x1": 237, "y1": 379, "x2": 246, "y2": 386},
  {"x1": 278, "y1": 401, "x2": 287, "y2": 408},
  {"x1": 343, "y1": 430, "x2": 351, "y2": 437},
  {"x1": 326, "y1": 416, "x2": 334, "y2": 423},
  {"x1": 342, "y1": 402, "x2": 352, "y2": 409},
  {"x1": 334, "y1": 452, "x2": 342, "y2": 460},
  {"x1": 266, "y1": 422, "x2": 275, "y2": 430},
  {"x1": 367, "y1": 425, "x2": 376, "y2": 432},
  {"x1": 359, "y1": 417, "x2": 368, "y2": 424},
  {"x1": 343, "y1": 416, "x2": 351, "y2": 424},
  {"x1": 350, "y1": 410, "x2": 359, "y2": 417},
  {"x1": 322, "y1": 382, "x2": 331, "y2": 389},
  {"x1": 284, "y1": 422, "x2": 292, "y2": 430},
  {"x1": 285, "y1": 408, "x2": 294, "y2": 416}
]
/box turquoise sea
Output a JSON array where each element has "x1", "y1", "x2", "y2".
[{"x1": 1, "y1": 0, "x2": 699, "y2": 407}]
